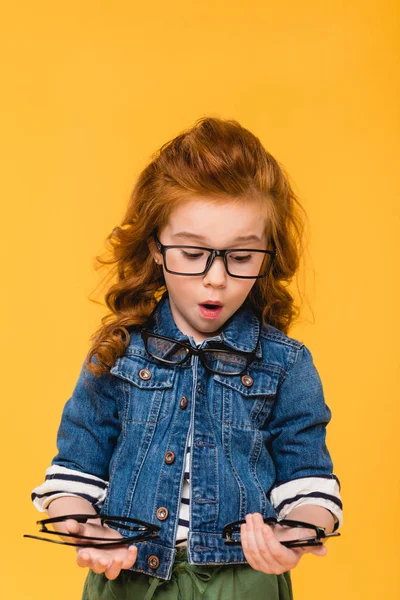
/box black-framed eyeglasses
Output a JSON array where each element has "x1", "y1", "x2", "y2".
[
  {"x1": 153, "y1": 232, "x2": 277, "y2": 279},
  {"x1": 23, "y1": 514, "x2": 161, "y2": 548},
  {"x1": 141, "y1": 329, "x2": 261, "y2": 376},
  {"x1": 138, "y1": 289, "x2": 262, "y2": 376},
  {"x1": 222, "y1": 517, "x2": 341, "y2": 548}
]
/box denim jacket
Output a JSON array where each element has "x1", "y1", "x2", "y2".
[{"x1": 32, "y1": 293, "x2": 342, "y2": 581}]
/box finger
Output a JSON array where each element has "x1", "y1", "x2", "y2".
[
  {"x1": 76, "y1": 548, "x2": 101, "y2": 570},
  {"x1": 252, "y1": 513, "x2": 283, "y2": 574},
  {"x1": 85, "y1": 552, "x2": 106, "y2": 574},
  {"x1": 241, "y1": 514, "x2": 266, "y2": 571},
  {"x1": 92, "y1": 553, "x2": 112, "y2": 574},
  {"x1": 64, "y1": 519, "x2": 82, "y2": 535},
  {"x1": 260, "y1": 521, "x2": 302, "y2": 571},
  {"x1": 64, "y1": 519, "x2": 89, "y2": 545},
  {"x1": 240, "y1": 521, "x2": 252, "y2": 565},
  {"x1": 76, "y1": 549, "x2": 92, "y2": 568},
  {"x1": 121, "y1": 546, "x2": 138, "y2": 569},
  {"x1": 240, "y1": 514, "x2": 256, "y2": 555},
  {"x1": 104, "y1": 556, "x2": 124, "y2": 580},
  {"x1": 290, "y1": 546, "x2": 307, "y2": 558},
  {"x1": 304, "y1": 544, "x2": 328, "y2": 557}
]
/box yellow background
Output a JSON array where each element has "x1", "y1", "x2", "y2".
[{"x1": 1, "y1": 1, "x2": 399, "y2": 598}]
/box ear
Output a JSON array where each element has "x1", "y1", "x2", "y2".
[{"x1": 147, "y1": 237, "x2": 163, "y2": 265}]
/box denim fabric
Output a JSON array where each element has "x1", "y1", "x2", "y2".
[{"x1": 51, "y1": 293, "x2": 339, "y2": 580}]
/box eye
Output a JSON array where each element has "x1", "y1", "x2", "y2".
[
  {"x1": 229, "y1": 253, "x2": 252, "y2": 262},
  {"x1": 181, "y1": 250, "x2": 205, "y2": 260}
]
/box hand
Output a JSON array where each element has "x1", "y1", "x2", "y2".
[
  {"x1": 240, "y1": 513, "x2": 327, "y2": 575},
  {"x1": 64, "y1": 519, "x2": 138, "y2": 580}
]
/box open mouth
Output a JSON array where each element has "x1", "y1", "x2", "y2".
[{"x1": 199, "y1": 303, "x2": 223, "y2": 319}]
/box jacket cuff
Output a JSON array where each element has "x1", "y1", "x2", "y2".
[
  {"x1": 31, "y1": 465, "x2": 109, "y2": 512},
  {"x1": 269, "y1": 475, "x2": 343, "y2": 529}
]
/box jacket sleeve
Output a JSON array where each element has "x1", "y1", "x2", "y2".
[
  {"x1": 267, "y1": 345, "x2": 343, "y2": 530},
  {"x1": 31, "y1": 357, "x2": 121, "y2": 512}
]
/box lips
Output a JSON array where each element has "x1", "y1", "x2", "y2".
[
  {"x1": 199, "y1": 302, "x2": 223, "y2": 319},
  {"x1": 200, "y1": 300, "x2": 222, "y2": 308}
]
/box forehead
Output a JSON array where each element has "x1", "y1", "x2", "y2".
[{"x1": 163, "y1": 196, "x2": 268, "y2": 245}]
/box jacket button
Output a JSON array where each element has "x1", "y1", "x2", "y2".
[
  {"x1": 179, "y1": 396, "x2": 188, "y2": 409},
  {"x1": 241, "y1": 375, "x2": 253, "y2": 387},
  {"x1": 156, "y1": 506, "x2": 169, "y2": 520},
  {"x1": 139, "y1": 369, "x2": 152, "y2": 380},
  {"x1": 164, "y1": 450, "x2": 176, "y2": 464},
  {"x1": 148, "y1": 555, "x2": 160, "y2": 570}
]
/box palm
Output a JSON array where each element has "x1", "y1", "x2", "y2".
[{"x1": 64, "y1": 519, "x2": 138, "y2": 580}]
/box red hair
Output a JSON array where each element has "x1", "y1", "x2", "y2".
[{"x1": 85, "y1": 117, "x2": 306, "y2": 376}]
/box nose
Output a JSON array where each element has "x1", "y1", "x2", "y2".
[{"x1": 202, "y1": 254, "x2": 227, "y2": 287}]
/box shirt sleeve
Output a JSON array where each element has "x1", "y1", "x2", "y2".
[
  {"x1": 31, "y1": 356, "x2": 121, "y2": 512},
  {"x1": 266, "y1": 345, "x2": 343, "y2": 530}
]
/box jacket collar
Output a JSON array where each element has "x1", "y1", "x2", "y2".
[{"x1": 150, "y1": 292, "x2": 262, "y2": 359}]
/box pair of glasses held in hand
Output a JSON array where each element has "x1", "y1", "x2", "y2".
[
  {"x1": 24, "y1": 514, "x2": 340, "y2": 549},
  {"x1": 222, "y1": 517, "x2": 341, "y2": 548},
  {"x1": 23, "y1": 514, "x2": 161, "y2": 548}
]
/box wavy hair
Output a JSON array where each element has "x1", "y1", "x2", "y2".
[{"x1": 85, "y1": 116, "x2": 307, "y2": 376}]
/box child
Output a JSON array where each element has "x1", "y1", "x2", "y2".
[{"x1": 31, "y1": 116, "x2": 343, "y2": 600}]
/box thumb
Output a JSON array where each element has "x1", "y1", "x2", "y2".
[
  {"x1": 64, "y1": 519, "x2": 84, "y2": 536},
  {"x1": 308, "y1": 544, "x2": 328, "y2": 557}
]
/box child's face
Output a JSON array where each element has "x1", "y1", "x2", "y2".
[{"x1": 151, "y1": 196, "x2": 269, "y2": 344}]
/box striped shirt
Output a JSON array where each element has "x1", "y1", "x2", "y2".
[{"x1": 174, "y1": 431, "x2": 191, "y2": 547}]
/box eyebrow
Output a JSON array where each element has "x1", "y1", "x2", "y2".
[{"x1": 172, "y1": 231, "x2": 262, "y2": 244}]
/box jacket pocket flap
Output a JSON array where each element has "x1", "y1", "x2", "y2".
[
  {"x1": 111, "y1": 355, "x2": 175, "y2": 389},
  {"x1": 214, "y1": 365, "x2": 280, "y2": 397}
]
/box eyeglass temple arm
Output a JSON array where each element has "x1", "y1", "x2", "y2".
[
  {"x1": 223, "y1": 517, "x2": 341, "y2": 540},
  {"x1": 37, "y1": 513, "x2": 161, "y2": 533}
]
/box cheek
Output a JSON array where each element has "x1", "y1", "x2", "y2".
[
  {"x1": 236, "y1": 280, "x2": 257, "y2": 298},
  {"x1": 163, "y1": 273, "x2": 195, "y2": 295}
]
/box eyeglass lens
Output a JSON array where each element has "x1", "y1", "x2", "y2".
[
  {"x1": 146, "y1": 334, "x2": 190, "y2": 362},
  {"x1": 23, "y1": 514, "x2": 160, "y2": 547},
  {"x1": 201, "y1": 350, "x2": 249, "y2": 373},
  {"x1": 223, "y1": 518, "x2": 340, "y2": 548},
  {"x1": 270, "y1": 522, "x2": 321, "y2": 545},
  {"x1": 145, "y1": 334, "x2": 249, "y2": 374},
  {"x1": 164, "y1": 247, "x2": 270, "y2": 277}
]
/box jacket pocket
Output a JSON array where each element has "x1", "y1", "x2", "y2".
[
  {"x1": 110, "y1": 354, "x2": 176, "y2": 423},
  {"x1": 212, "y1": 365, "x2": 280, "y2": 428}
]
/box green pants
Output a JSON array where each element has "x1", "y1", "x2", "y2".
[{"x1": 82, "y1": 548, "x2": 293, "y2": 600}]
